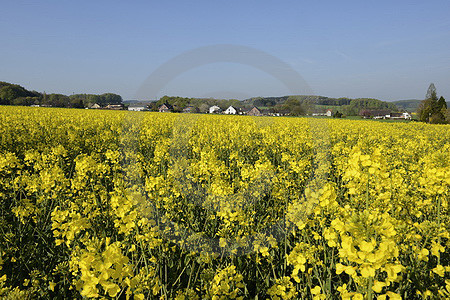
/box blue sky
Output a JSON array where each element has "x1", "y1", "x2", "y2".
[{"x1": 1, "y1": 0, "x2": 449, "y2": 101}]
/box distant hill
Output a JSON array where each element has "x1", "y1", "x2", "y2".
[
  {"x1": 242, "y1": 95, "x2": 398, "y2": 116},
  {"x1": 5, "y1": 80, "x2": 436, "y2": 116},
  {"x1": 0, "y1": 81, "x2": 41, "y2": 105},
  {"x1": 0, "y1": 81, "x2": 122, "y2": 108},
  {"x1": 391, "y1": 99, "x2": 450, "y2": 112},
  {"x1": 152, "y1": 94, "x2": 400, "y2": 116},
  {"x1": 391, "y1": 100, "x2": 421, "y2": 112},
  {"x1": 242, "y1": 95, "x2": 351, "y2": 107}
]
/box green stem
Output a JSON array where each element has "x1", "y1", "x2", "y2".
[
  {"x1": 367, "y1": 277, "x2": 373, "y2": 300},
  {"x1": 437, "y1": 195, "x2": 441, "y2": 265}
]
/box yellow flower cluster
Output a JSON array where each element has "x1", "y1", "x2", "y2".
[
  {"x1": 205, "y1": 265, "x2": 245, "y2": 299},
  {"x1": 0, "y1": 106, "x2": 448, "y2": 299},
  {"x1": 267, "y1": 276, "x2": 297, "y2": 300}
]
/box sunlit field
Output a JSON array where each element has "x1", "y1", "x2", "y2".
[{"x1": 0, "y1": 106, "x2": 449, "y2": 299}]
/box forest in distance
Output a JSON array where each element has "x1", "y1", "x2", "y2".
[
  {"x1": 0, "y1": 82, "x2": 450, "y2": 123},
  {"x1": 1, "y1": 80, "x2": 449, "y2": 121}
]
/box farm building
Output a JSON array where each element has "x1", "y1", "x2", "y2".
[
  {"x1": 209, "y1": 105, "x2": 222, "y2": 114},
  {"x1": 224, "y1": 106, "x2": 238, "y2": 114},
  {"x1": 312, "y1": 109, "x2": 332, "y2": 117},
  {"x1": 159, "y1": 103, "x2": 173, "y2": 113},
  {"x1": 359, "y1": 109, "x2": 391, "y2": 119},
  {"x1": 105, "y1": 104, "x2": 125, "y2": 110},
  {"x1": 128, "y1": 104, "x2": 146, "y2": 111},
  {"x1": 247, "y1": 106, "x2": 262, "y2": 116},
  {"x1": 183, "y1": 106, "x2": 198, "y2": 113},
  {"x1": 389, "y1": 112, "x2": 412, "y2": 120}
]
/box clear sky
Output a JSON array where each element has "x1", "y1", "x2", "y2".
[{"x1": 1, "y1": 0, "x2": 449, "y2": 101}]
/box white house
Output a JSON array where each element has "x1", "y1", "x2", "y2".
[
  {"x1": 106, "y1": 104, "x2": 124, "y2": 110},
  {"x1": 389, "y1": 112, "x2": 412, "y2": 120},
  {"x1": 128, "y1": 106, "x2": 146, "y2": 111},
  {"x1": 209, "y1": 105, "x2": 221, "y2": 114},
  {"x1": 312, "y1": 109, "x2": 332, "y2": 117},
  {"x1": 402, "y1": 112, "x2": 412, "y2": 120},
  {"x1": 224, "y1": 106, "x2": 237, "y2": 114}
]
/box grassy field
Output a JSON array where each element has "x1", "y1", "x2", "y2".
[{"x1": 343, "y1": 116, "x2": 412, "y2": 123}]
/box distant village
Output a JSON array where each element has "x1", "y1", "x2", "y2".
[
  {"x1": 155, "y1": 103, "x2": 280, "y2": 117},
  {"x1": 87, "y1": 102, "x2": 282, "y2": 116},
  {"x1": 1, "y1": 81, "x2": 417, "y2": 120},
  {"x1": 83, "y1": 102, "x2": 412, "y2": 120}
]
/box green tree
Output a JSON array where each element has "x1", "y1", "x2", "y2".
[
  {"x1": 426, "y1": 83, "x2": 436, "y2": 99},
  {"x1": 46, "y1": 94, "x2": 70, "y2": 107},
  {"x1": 147, "y1": 102, "x2": 159, "y2": 111},
  {"x1": 198, "y1": 103, "x2": 209, "y2": 113},
  {"x1": 282, "y1": 98, "x2": 306, "y2": 116},
  {"x1": 417, "y1": 98, "x2": 435, "y2": 122},
  {"x1": 101, "y1": 93, "x2": 122, "y2": 105},
  {"x1": 418, "y1": 83, "x2": 447, "y2": 124},
  {"x1": 0, "y1": 82, "x2": 41, "y2": 105},
  {"x1": 432, "y1": 96, "x2": 448, "y2": 124},
  {"x1": 12, "y1": 97, "x2": 36, "y2": 106},
  {"x1": 333, "y1": 110, "x2": 343, "y2": 118},
  {"x1": 445, "y1": 107, "x2": 450, "y2": 123},
  {"x1": 70, "y1": 98, "x2": 84, "y2": 108},
  {"x1": 0, "y1": 86, "x2": 25, "y2": 105},
  {"x1": 437, "y1": 96, "x2": 447, "y2": 110}
]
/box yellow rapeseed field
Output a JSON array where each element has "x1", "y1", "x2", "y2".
[{"x1": 0, "y1": 106, "x2": 449, "y2": 299}]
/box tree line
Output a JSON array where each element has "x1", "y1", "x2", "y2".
[
  {"x1": 151, "y1": 94, "x2": 401, "y2": 116},
  {"x1": 417, "y1": 83, "x2": 449, "y2": 124},
  {"x1": 4, "y1": 81, "x2": 447, "y2": 122},
  {"x1": 0, "y1": 81, "x2": 122, "y2": 108}
]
